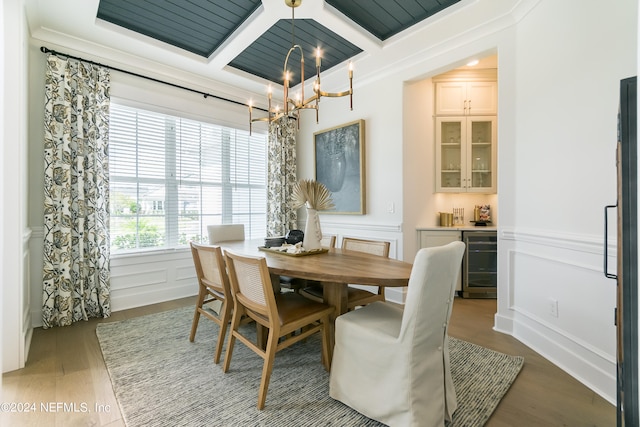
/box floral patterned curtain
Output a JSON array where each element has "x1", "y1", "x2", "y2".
[
  {"x1": 42, "y1": 54, "x2": 111, "y2": 328},
  {"x1": 267, "y1": 116, "x2": 298, "y2": 237}
]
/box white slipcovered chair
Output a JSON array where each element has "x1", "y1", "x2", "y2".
[
  {"x1": 201, "y1": 224, "x2": 245, "y2": 316},
  {"x1": 329, "y1": 241, "x2": 466, "y2": 427},
  {"x1": 207, "y1": 224, "x2": 245, "y2": 244}
]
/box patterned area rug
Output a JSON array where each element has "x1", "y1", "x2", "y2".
[{"x1": 96, "y1": 306, "x2": 523, "y2": 427}]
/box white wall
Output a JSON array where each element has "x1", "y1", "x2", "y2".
[
  {"x1": 302, "y1": 0, "x2": 636, "y2": 405},
  {"x1": 1, "y1": 0, "x2": 5, "y2": 384},
  {"x1": 294, "y1": 70, "x2": 406, "y2": 302},
  {"x1": 2, "y1": 0, "x2": 31, "y2": 373},
  {"x1": 499, "y1": 0, "x2": 636, "y2": 403}
]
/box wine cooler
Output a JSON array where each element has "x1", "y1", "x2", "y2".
[{"x1": 462, "y1": 231, "x2": 497, "y2": 298}]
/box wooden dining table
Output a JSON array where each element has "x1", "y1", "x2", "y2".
[{"x1": 219, "y1": 239, "x2": 413, "y2": 362}]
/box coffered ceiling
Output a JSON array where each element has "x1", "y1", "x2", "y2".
[
  {"x1": 25, "y1": 0, "x2": 515, "y2": 104},
  {"x1": 94, "y1": 0, "x2": 461, "y2": 87}
]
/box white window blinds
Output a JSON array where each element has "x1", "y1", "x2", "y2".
[{"x1": 109, "y1": 103, "x2": 267, "y2": 253}]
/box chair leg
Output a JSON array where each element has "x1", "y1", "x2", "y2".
[
  {"x1": 321, "y1": 315, "x2": 331, "y2": 371},
  {"x1": 256, "y1": 323, "x2": 268, "y2": 350},
  {"x1": 189, "y1": 286, "x2": 207, "y2": 342},
  {"x1": 213, "y1": 299, "x2": 230, "y2": 364},
  {"x1": 257, "y1": 328, "x2": 279, "y2": 410},
  {"x1": 222, "y1": 309, "x2": 243, "y2": 373}
]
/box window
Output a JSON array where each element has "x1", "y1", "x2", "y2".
[{"x1": 109, "y1": 103, "x2": 267, "y2": 253}]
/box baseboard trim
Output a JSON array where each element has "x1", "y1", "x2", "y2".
[
  {"x1": 512, "y1": 309, "x2": 616, "y2": 405},
  {"x1": 31, "y1": 286, "x2": 198, "y2": 328},
  {"x1": 110, "y1": 285, "x2": 197, "y2": 312}
]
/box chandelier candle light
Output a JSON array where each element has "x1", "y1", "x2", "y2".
[
  {"x1": 291, "y1": 179, "x2": 334, "y2": 251},
  {"x1": 248, "y1": 0, "x2": 353, "y2": 134}
]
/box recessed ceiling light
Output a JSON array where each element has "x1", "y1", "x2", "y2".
[{"x1": 466, "y1": 60, "x2": 479, "y2": 66}]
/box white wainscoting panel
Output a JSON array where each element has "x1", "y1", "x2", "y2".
[
  {"x1": 29, "y1": 220, "x2": 406, "y2": 329},
  {"x1": 110, "y1": 249, "x2": 197, "y2": 312},
  {"x1": 28, "y1": 228, "x2": 44, "y2": 329},
  {"x1": 20, "y1": 229, "x2": 33, "y2": 370},
  {"x1": 496, "y1": 227, "x2": 617, "y2": 404},
  {"x1": 29, "y1": 227, "x2": 198, "y2": 328},
  {"x1": 303, "y1": 219, "x2": 407, "y2": 305}
]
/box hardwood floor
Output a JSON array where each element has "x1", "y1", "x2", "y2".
[
  {"x1": 2, "y1": 297, "x2": 615, "y2": 426},
  {"x1": 448, "y1": 299, "x2": 615, "y2": 427}
]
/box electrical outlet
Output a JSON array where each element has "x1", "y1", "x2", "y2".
[
  {"x1": 387, "y1": 202, "x2": 395, "y2": 213},
  {"x1": 548, "y1": 298, "x2": 559, "y2": 318}
]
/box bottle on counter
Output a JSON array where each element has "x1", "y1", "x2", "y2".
[{"x1": 473, "y1": 206, "x2": 481, "y2": 222}]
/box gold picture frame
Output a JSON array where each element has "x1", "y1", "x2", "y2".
[{"x1": 313, "y1": 119, "x2": 365, "y2": 214}]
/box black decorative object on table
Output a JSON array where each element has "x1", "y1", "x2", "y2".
[
  {"x1": 264, "y1": 237, "x2": 286, "y2": 248},
  {"x1": 285, "y1": 229, "x2": 304, "y2": 244}
]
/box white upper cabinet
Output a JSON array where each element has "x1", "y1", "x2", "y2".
[
  {"x1": 435, "y1": 116, "x2": 497, "y2": 193},
  {"x1": 435, "y1": 81, "x2": 497, "y2": 116}
]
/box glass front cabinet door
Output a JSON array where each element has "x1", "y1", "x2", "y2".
[{"x1": 435, "y1": 116, "x2": 497, "y2": 193}]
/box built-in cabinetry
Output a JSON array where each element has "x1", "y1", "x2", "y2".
[
  {"x1": 417, "y1": 228, "x2": 497, "y2": 298},
  {"x1": 435, "y1": 81, "x2": 497, "y2": 116},
  {"x1": 435, "y1": 116, "x2": 496, "y2": 192},
  {"x1": 434, "y1": 76, "x2": 497, "y2": 193}
]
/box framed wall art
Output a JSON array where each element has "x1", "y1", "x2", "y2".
[{"x1": 314, "y1": 119, "x2": 365, "y2": 214}]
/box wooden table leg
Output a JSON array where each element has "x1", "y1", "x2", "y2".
[
  {"x1": 321, "y1": 282, "x2": 348, "y2": 365},
  {"x1": 269, "y1": 273, "x2": 281, "y2": 294}
]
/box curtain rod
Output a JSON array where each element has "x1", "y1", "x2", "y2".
[{"x1": 40, "y1": 46, "x2": 267, "y2": 112}]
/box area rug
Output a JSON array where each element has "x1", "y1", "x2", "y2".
[{"x1": 96, "y1": 306, "x2": 523, "y2": 427}]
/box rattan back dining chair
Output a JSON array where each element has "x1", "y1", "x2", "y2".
[
  {"x1": 189, "y1": 242, "x2": 233, "y2": 364},
  {"x1": 299, "y1": 237, "x2": 391, "y2": 309},
  {"x1": 222, "y1": 250, "x2": 334, "y2": 410}
]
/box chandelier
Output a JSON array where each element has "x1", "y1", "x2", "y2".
[{"x1": 249, "y1": 0, "x2": 353, "y2": 134}]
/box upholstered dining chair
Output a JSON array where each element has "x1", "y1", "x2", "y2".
[
  {"x1": 189, "y1": 242, "x2": 233, "y2": 364},
  {"x1": 299, "y1": 237, "x2": 390, "y2": 309},
  {"x1": 329, "y1": 241, "x2": 465, "y2": 426},
  {"x1": 207, "y1": 224, "x2": 245, "y2": 244},
  {"x1": 279, "y1": 234, "x2": 337, "y2": 293},
  {"x1": 222, "y1": 250, "x2": 335, "y2": 410}
]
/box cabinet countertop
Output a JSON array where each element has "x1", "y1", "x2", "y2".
[{"x1": 417, "y1": 225, "x2": 497, "y2": 232}]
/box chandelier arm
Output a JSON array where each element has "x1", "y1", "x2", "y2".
[
  {"x1": 316, "y1": 89, "x2": 352, "y2": 98},
  {"x1": 301, "y1": 93, "x2": 319, "y2": 104},
  {"x1": 284, "y1": 44, "x2": 304, "y2": 114},
  {"x1": 248, "y1": 0, "x2": 354, "y2": 134}
]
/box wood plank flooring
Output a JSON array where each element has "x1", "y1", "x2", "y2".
[{"x1": 2, "y1": 297, "x2": 615, "y2": 426}]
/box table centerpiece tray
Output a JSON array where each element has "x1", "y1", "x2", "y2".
[{"x1": 258, "y1": 246, "x2": 328, "y2": 257}]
